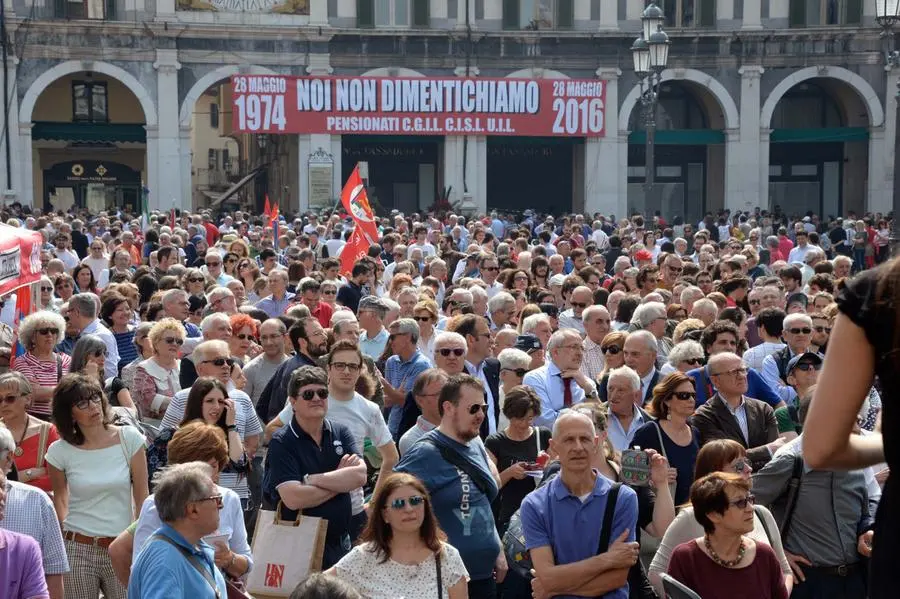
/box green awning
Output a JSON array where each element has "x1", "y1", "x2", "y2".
[
  {"x1": 628, "y1": 129, "x2": 726, "y2": 145},
  {"x1": 770, "y1": 127, "x2": 869, "y2": 143},
  {"x1": 32, "y1": 121, "x2": 146, "y2": 143}
]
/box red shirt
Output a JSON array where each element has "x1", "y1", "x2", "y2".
[
  {"x1": 668, "y1": 540, "x2": 788, "y2": 599},
  {"x1": 203, "y1": 221, "x2": 219, "y2": 246},
  {"x1": 309, "y1": 301, "x2": 334, "y2": 329},
  {"x1": 777, "y1": 237, "x2": 794, "y2": 262}
]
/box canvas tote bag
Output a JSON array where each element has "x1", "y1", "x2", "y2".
[{"x1": 246, "y1": 501, "x2": 328, "y2": 598}]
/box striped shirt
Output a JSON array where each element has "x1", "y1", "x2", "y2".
[
  {"x1": 161, "y1": 387, "x2": 263, "y2": 499},
  {"x1": 17, "y1": 352, "x2": 71, "y2": 416},
  {"x1": 1, "y1": 481, "x2": 69, "y2": 575}
]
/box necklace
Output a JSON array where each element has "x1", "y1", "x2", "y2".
[
  {"x1": 13, "y1": 416, "x2": 31, "y2": 457},
  {"x1": 704, "y1": 534, "x2": 746, "y2": 568}
]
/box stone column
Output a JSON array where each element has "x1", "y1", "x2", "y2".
[
  {"x1": 585, "y1": 68, "x2": 623, "y2": 217},
  {"x1": 155, "y1": 0, "x2": 175, "y2": 19},
  {"x1": 18, "y1": 123, "x2": 33, "y2": 208},
  {"x1": 876, "y1": 66, "x2": 900, "y2": 214},
  {"x1": 725, "y1": 65, "x2": 764, "y2": 211},
  {"x1": 309, "y1": 0, "x2": 328, "y2": 25},
  {"x1": 179, "y1": 125, "x2": 193, "y2": 209},
  {"x1": 297, "y1": 60, "x2": 336, "y2": 212},
  {"x1": 153, "y1": 50, "x2": 182, "y2": 210},
  {"x1": 0, "y1": 55, "x2": 22, "y2": 202},
  {"x1": 868, "y1": 128, "x2": 889, "y2": 214},
  {"x1": 758, "y1": 129, "x2": 771, "y2": 210},
  {"x1": 451, "y1": 65, "x2": 481, "y2": 214}
]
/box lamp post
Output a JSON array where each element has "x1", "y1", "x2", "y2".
[{"x1": 631, "y1": 2, "x2": 670, "y2": 218}]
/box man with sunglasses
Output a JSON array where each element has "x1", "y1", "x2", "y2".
[
  {"x1": 558, "y1": 286, "x2": 593, "y2": 335},
  {"x1": 264, "y1": 366, "x2": 366, "y2": 570},
  {"x1": 128, "y1": 463, "x2": 228, "y2": 599},
  {"x1": 382, "y1": 319, "x2": 432, "y2": 440},
  {"x1": 479, "y1": 254, "x2": 504, "y2": 299},
  {"x1": 395, "y1": 374, "x2": 505, "y2": 599},
  {"x1": 774, "y1": 352, "x2": 822, "y2": 438},
  {"x1": 761, "y1": 313, "x2": 822, "y2": 406}
]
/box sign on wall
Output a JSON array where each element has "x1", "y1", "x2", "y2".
[
  {"x1": 177, "y1": 0, "x2": 308, "y2": 14},
  {"x1": 231, "y1": 75, "x2": 607, "y2": 137}
]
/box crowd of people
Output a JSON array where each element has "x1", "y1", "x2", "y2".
[{"x1": 0, "y1": 204, "x2": 894, "y2": 599}]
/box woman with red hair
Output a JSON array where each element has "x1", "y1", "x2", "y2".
[{"x1": 228, "y1": 313, "x2": 259, "y2": 363}]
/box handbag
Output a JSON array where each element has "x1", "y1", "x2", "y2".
[{"x1": 246, "y1": 501, "x2": 328, "y2": 598}]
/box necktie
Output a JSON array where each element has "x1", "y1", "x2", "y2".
[{"x1": 562, "y1": 377, "x2": 573, "y2": 407}]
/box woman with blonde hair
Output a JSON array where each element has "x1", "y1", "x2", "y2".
[
  {"x1": 236, "y1": 257, "x2": 259, "y2": 291},
  {"x1": 414, "y1": 299, "x2": 439, "y2": 362},
  {"x1": 0, "y1": 372, "x2": 60, "y2": 491},
  {"x1": 328, "y1": 472, "x2": 469, "y2": 599},
  {"x1": 15, "y1": 310, "x2": 71, "y2": 420},
  {"x1": 131, "y1": 318, "x2": 185, "y2": 422},
  {"x1": 181, "y1": 267, "x2": 209, "y2": 299}
]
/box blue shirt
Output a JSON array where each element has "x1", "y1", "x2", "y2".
[
  {"x1": 520, "y1": 471, "x2": 638, "y2": 599},
  {"x1": 128, "y1": 523, "x2": 227, "y2": 599},
  {"x1": 183, "y1": 321, "x2": 202, "y2": 339},
  {"x1": 263, "y1": 417, "x2": 358, "y2": 569},
  {"x1": 688, "y1": 365, "x2": 781, "y2": 408},
  {"x1": 395, "y1": 430, "x2": 501, "y2": 581},
  {"x1": 524, "y1": 361, "x2": 591, "y2": 429},
  {"x1": 384, "y1": 349, "x2": 432, "y2": 437},
  {"x1": 359, "y1": 329, "x2": 389, "y2": 361},
  {"x1": 255, "y1": 292, "x2": 296, "y2": 318}
]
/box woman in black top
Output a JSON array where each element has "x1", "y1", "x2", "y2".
[
  {"x1": 805, "y1": 264, "x2": 891, "y2": 597},
  {"x1": 485, "y1": 386, "x2": 551, "y2": 535}
]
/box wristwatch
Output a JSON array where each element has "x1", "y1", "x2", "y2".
[{"x1": 586, "y1": 389, "x2": 599, "y2": 400}]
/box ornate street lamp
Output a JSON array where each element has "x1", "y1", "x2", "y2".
[
  {"x1": 876, "y1": 1, "x2": 900, "y2": 254},
  {"x1": 632, "y1": 2, "x2": 670, "y2": 216}
]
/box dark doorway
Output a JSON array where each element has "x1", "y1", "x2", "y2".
[
  {"x1": 341, "y1": 136, "x2": 442, "y2": 215},
  {"x1": 486, "y1": 137, "x2": 582, "y2": 216},
  {"x1": 44, "y1": 160, "x2": 141, "y2": 213}
]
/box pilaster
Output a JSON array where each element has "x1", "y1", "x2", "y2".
[
  {"x1": 726, "y1": 65, "x2": 764, "y2": 211},
  {"x1": 586, "y1": 68, "x2": 624, "y2": 218},
  {"x1": 153, "y1": 49, "x2": 182, "y2": 211}
]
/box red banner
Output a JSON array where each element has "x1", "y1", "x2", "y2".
[
  {"x1": 339, "y1": 227, "x2": 370, "y2": 277},
  {"x1": 231, "y1": 75, "x2": 606, "y2": 137},
  {"x1": 341, "y1": 165, "x2": 379, "y2": 243},
  {"x1": 0, "y1": 224, "x2": 42, "y2": 297}
]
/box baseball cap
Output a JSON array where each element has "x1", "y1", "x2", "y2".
[
  {"x1": 787, "y1": 352, "x2": 822, "y2": 374},
  {"x1": 514, "y1": 334, "x2": 542, "y2": 354}
]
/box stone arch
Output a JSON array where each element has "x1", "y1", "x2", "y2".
[
  {"x1": 619, "y1": 68, "x2": 739, "y2": 132},
  {"x1": 505, "y1": 68, "x2": 570, "y2": 79},
  {"x1": 361, "y1": 67, "x2": 426, "y2": 77},
  {"x1": 179, "y1": 64, "x2": 278, "y2": 127},
  {"x1": 20, "y1": 59, "x2": 157, "y2": 126},
  {"x1": 760, "y1": 66, "x2": 884, "y2": 129}
]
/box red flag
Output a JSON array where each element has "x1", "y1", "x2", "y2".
[
  {"x1": 341, "y1": 165, "x2": 379, "y2": 243},
  {"x1": 340, "y1": 227, "x2": 369, "y2": 277},
  {"x1": 170, "y1": 206, "x2": 176, "y2": 229},
  {"x1": 270, "y1": 203, "x2": 280, "y2": 240},
  {"x1": 10, "y1": 284, "x2": 33, "y2": 369},
  {"x1": 263, "y1": 195, "x2": 272, "y2": 220}
]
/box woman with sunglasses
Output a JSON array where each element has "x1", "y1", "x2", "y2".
[
  {"x1": 222, "y1": 251, "x2": 240, "y2": 277},
  {"x1": 485, "y1": 386, "x2": 551, "y2": 536},
  {"x1": 46, "y1": 373, "x2": 148, "y2": 599},
  {"x1": 38, "y1": 276, "x2": 59, "y2": 312},
  {"x1": 649, "y1": 439, "x2": 792, "y2": 596},
  {"x1": 180, "y1": 267, "x2": 209, "y2": 299},
  {"x1": 236, "y1": 258, "x2": 260, "y2": 292},
  {"x1": 72, "y1": 264, "x2": 99, "y2": 295},
  {"x1": 666, "y1": 472, "x2": 789, "y2": 599},
  {"x1": 70, "y1": 335, "x2": 137, "y2": 418},
  {"x1": 631, "y1": 372, "x2": 700, "y2": 505},
  {"x1": 100, "y1": 293, "x2": 136, "y2": 374},
  {"x1": 0, "y1": 372, "x2": 60, "y2": 492},
  {"x1": 595, "y1": 330, "x2": 626, "y2": 395},
  {"x1": 15, "y1": 311, "x2": 71, "y2": 420},
  {"x1": 414, "y1": 299, "x2": 439, "y2": 363},
  {"x1": 228, "y1": 313, "x2": 260, "y2": 364},
  {"x1": 54, "y1": 273, "x2": 75, "y2": 303},
  {"x1": 328, "y1": 472, "x2": 469, "y2": 599},
  {"x1": 663, "y1": 340, "x2": 706, "y2": 375},
  {"x1": 131, "y1": 319, "x2": 185, "y2": 423}
]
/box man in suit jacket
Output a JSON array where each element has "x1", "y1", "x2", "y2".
[
  {"x1": 622, "y1": 330, "x2": 661, "y2": 406},
  {"x1": 693, "y1": 352, "x2": 784, "y2": 471},
  {"x1": 446, "y1": 314, "x2": 503, "y2": 438}
]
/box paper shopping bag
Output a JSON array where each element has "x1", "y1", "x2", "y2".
[{"x1": 246, "y1": 502, "x2": 328, "y2": 598}]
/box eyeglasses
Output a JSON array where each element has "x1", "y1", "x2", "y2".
[
  {"x1": 787, "y1": 327, "x2": 812, "y2": 335},
  {"x1": 299, "y1": 388, "x2": 329, "y2": 401},
  {"x1": 437, "y1": 348, "x2": 465, "y2": 357},
  {"x1": 502, "y1": 367, "x2": 528, "y2": 378},
  {"x1": 813, "y1": 326, "x2": 832, "y2": 333},
  {"x1": 389, "y1": 495, "x2": 425, "y2": 510},
  {"x1": 163, "y1": 337, "x2": 184, "y2": 346},
  {"x1": 235, "y1": 334, "x2": 253, "y2": 341},
  {"x1": 40, "y1": 287, "x2": 53, "y2": 292},
  {"x1": 202, "y1": 357, "x2": 231, "y2": 367},
  {"x1": 482, "y1": 266, "x2": 499, "y2": 271},
  {"x1": 570, "y1": 302, "x2": 588, "y2": 309},
  {"x1": 74, "y1": 394, "x2": 103, "y2": 410},
  {"x1": 206, "y1": 262, "x2": 222, "y2": 267},
  {"x1": 188, "y1": 277, "x2": 205, "y2": 283},
  {"x1": 792, "y1": 362, "x2": 821, "y2": 372},
  {"x1": 36, "y1": 327, "x2": 56, "y2": 336},
  {"x1": 671, "y1": 391, "x2": 697, "y2": 401},
  {"x1": 467, "y1": 403, "x2": 488, "y2": 415},
  {"x1": 197, "y1": 494, "x2": 224, "y2": 510},
  {"x1": 667, "y1": 265, "x2": 683, "y2": 274},
  {"x1": 749, "y1": 299, "x2": 760, "y2": 306},
  {"x1": 732, "y1": 459, "x2": 750, "y2": 474},
  {"x1": 0, "y1": 392, "x2": 26, "y2": 404},
  {"x1": 226, "y1": 258, "x2": 238, "y2": 264},
  {"x1": 729, "y1": 494, "x2": 756, "y2": 510},
  {"x1": 413, "y1": 316, "x2": 432, "y2": 323},
  {"x1": 514, "y1": 276, "x2": 529, "y2": 282},
  {"x1": 93, "y1": 350, "x2": 107, "y2": 358},
  {"x1": 330, "y1": 362, "x2": 361, "y2": 372},
  {"x1": 322, "y1": 289, "x2": 337, "y2": 296},
  {"x1": 683, "y1": 358, "x2": 705, "y2": 366},
  {"x1": 712, "y1": 367, "x2": 749, "y2": 378},
  {"x1": 602, "y1": 346, "x2": 621, "y2": 355}
]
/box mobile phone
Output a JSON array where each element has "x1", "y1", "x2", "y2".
[
  {"x1": 620, "y1": 449, "x2": 651, "y2": 487},
  {"x1": 523, "y1": 462, "x2": 542, "y2": 471}
]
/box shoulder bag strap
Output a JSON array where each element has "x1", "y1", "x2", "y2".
[
  {"x1": 754, "y1": 505, "x2": 775, "y2": 546},
  {"x1": 34, "y1": 422, "x2": 51, "y2": 468},
  {"x1": 779, "y1": 455, "x2": 805, "y2": 544},
  {"x1": 118, "y1": 428, "x2": 133, "y2": 482},
  {"x1": 422, "y1": 438, "x2": 493, "y2": 498},
  {"x1": 435, "y1": 548, "x2": 443, "y2": 599},
  {"x1": 652, "y1": 421, "x2": 668, "y2": 461},
  {"x1": 597, "y1": 482, "x2": 622, "y2": 554},
  {"x1": 150, "y1": 534, "x2": 221, "y2": 599},
  {"x1": 56, "y1": 354, "x2": 63, "y2": 383}
]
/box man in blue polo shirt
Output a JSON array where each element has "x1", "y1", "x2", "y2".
[
  {"x1": 521, "y1": 410, "x2": 639, "y2": 599},
  {"x1": 395, "y1": 374, "x2": 506, "y2": 599},
  {"x1": 383, "y1": 318, "x2": 433, "y2": 439},
  {"x1": 263, "y1": 366, "x2": 367, "y2": 569},
  {"x1": 129, "y1": 462, "x2": 227, "y2": 599}
]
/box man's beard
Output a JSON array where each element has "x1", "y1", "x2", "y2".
[{"x1": 308, "y1": 342, "x2": 328, "y2": 358}]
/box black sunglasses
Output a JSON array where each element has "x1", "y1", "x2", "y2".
[
  {"x1": 602, "y1": 345, "x2": 621, "y2": 355},
  {"x1": 672, "y1": 391, "x2": 697, "y2": 401},
  {"x1": 570, "y1": 302, "x2": 588, "y2": 309},
  {"x1": 36, "y1": 327, "x2": 56, "y2": 336},
  {"x1": 202, "y1": 357, "x2": 231, "y2": 367},
  {"x1": 684, "y1": 357, "x2": 705, "y2": 366},
  {"x1": 467, "y1": 403, "x2": 488, "y2": 415},
  {"x1": 235, "y1": 333, "x2": 254, "y2": 341},
  {"x1": 163, "y1": 337, "x2": 184, "y2": 346},
  {"x1": 300, "y1": 388, "x2": 329, "y2": 401},
  {"x1": 502, "y1": 367, "x2": 528, "y2": 378},
  {"x1": 787, "y1": 327, "x2": 812, "y2": 335},
  {"x1": 414, "y1": 316, "x2": 432, "y2": 322},
  {"x1": 437, "y1": 348, "x2": 465, "y2": 357},
  {"x1": 389, "y1": 495, "x2": 425, "y2": 510},
  {"x1": 792, "y1": 362, "x2": 822, "y2": 372},
  {"x1": 188, "y1": 277, "x2": 205, "y2": 283}
]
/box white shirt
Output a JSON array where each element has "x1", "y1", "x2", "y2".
[
  {"x1": 525, "y1": 360, "x2": 595, "y2": 428},
  {"x1": 558, "y1": 309, "x2": 585, "y2": 335},
  {"x1": 607, "y1": 405, "x2": 650, "y2": 452},
  {"x1": 743, "y1": 341, "x2": 786, "y2": 372},
  {"x1": 466, "y1": 360, "x2": 499, "y2": 435}
]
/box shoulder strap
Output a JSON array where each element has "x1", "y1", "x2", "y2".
[
  {"x1": 597, "y1": 482, "x2": 622, "y2": 554},
  {"x1": 652, "y1": 421, "x2": 668, "y2": 460},
  {"x1": 422, "y1": 437, "x2": 494, "y2": 499},
  {"x1": 150, "y1": 533, "x2": 221, "y2": 599},
  {"x1": 35, "y1": 422, "x2": 51, "y2": 468},
  {"x1": 435, "y1": 548, "x2": 443, "y2": 599},
  {"x1": 754, "y1": 505, "x2": 775, "y2": 546},
  {"x1": 118, "y1": 428, "x2": 133, "y2": 481},
  {"x1": 779, "y1": 455, "x2": 805, "y2": 543},
  {"x1": 56, "y1": 354, "x2": 63, "y2": 383}
]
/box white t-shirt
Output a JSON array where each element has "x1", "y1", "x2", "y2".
[
  {"x1": 279, "y1": 391, "x2": 392, "y2": 514},
  {"x1": 334, "y1": 542, "x2": 469, "y2": 599},
  {"x1": 45, "y1": 425, "x2": 145, "y2": 537},
  {"x1": 81, "y1": 256, "x2": 109, "y2": 283}
]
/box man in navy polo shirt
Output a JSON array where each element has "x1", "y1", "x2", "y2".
[
  {"x1": 263, "y1": 366, "x2": 367, "y2": 569},
  {"x1": 521, "y1": 410, "x2": 639, "y2": 599},
  {"x1": 395, "y1": 374, "x2": 507, "y2": 599}
]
